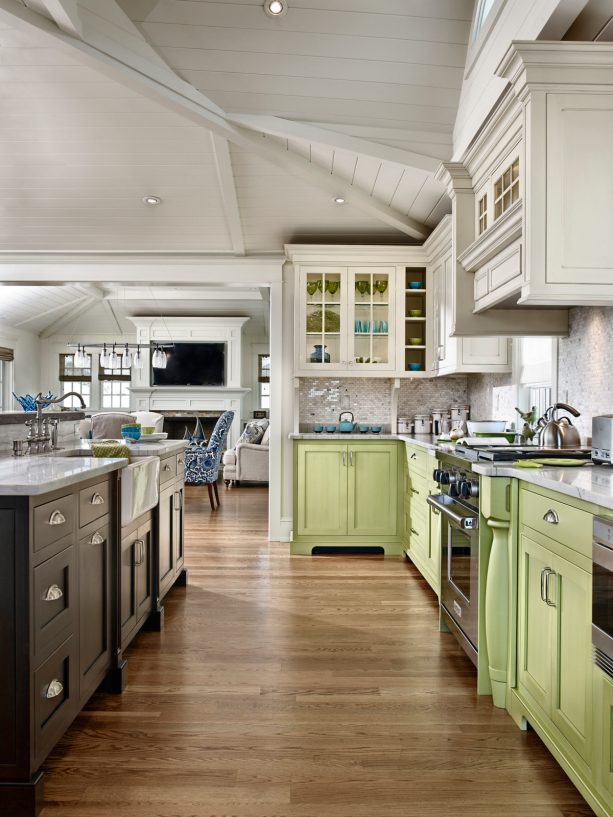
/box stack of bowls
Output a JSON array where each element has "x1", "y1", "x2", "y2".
[{"x1": 121, "y1": 423, "x2": 141, "y2": 441}]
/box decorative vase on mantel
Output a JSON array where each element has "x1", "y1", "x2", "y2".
[{"x1": 310, "y1": 344, "x2": 330, "y2": 363}]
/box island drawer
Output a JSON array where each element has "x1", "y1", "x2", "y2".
[
  {"x1": 33, "y1": 635, "x2": 78, "y2": 769},
  {"x1": 519, "y1": 486, "x2": 592, "y2": 558},
  {"x1": 33, "y1": 545, "x2": 76, "y2": 666},
  {"x1": 79, "y1": 479, "x2": 110, "y2": 528},
  {"x1": 176, "y1": 451, "x2": 186, "y2": 478},
  {"x1": 405, "y1": 444, "x2": 430, "y2": 478},
  {"x1": 160, "y1": 455, "x2": 177, "y2": 485},
  {"x1": 33, "y1": 494, "x2": 75, "y2": 552}
]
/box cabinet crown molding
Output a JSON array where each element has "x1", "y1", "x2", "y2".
[{"x1": 435, "y1": 162, "x2": 472, "y2": 196}]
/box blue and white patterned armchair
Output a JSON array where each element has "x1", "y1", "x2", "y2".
[{"x1": 183, "y1": 410, "x2": 234, "y2": 510}]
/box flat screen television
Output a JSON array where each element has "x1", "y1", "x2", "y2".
[{"x1": 151, "y1": 342, "x2": 226, "y2": 387}]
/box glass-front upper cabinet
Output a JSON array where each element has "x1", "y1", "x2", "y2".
[{"x1": 297, "y1": 265, "x2": 397, "y2": 374}]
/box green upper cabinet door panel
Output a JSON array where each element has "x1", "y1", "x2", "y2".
[
  {"x1": 517, "y1": 532, "x2": 554, "y2": 715},
  {"x1": 550, "y1": 549, "x2": 592, "y2": 764},
  {"x1": 347, "y1": 443, "x2": 398, "y2": 537},
  {"x1": 296, "y1": 444, "x2": 348, "y2": 537}
]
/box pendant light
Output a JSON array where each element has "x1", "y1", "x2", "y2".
[
  {"x1": 100, "y1": 343, "x2": 109, "y2": 368},
  {"x1": 108, "y1": 343, "x2": 119, "y2": 370},
  {"x1": 123, "y1": 343, "x2": 132, "y2": 368},
  {"x1": 133, "y1": 345, "x2": 143, "y2": 369}
]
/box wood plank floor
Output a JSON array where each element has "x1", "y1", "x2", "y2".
[{"x1": 40, "y1": 483, "x2": 595, "y2": 817}]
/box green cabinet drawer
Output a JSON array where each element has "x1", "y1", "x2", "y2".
[
  {"x1": 405, "y1": 443, "x2": 431, "y2": 478},
  {"x1": 520, "y1": 485, "x2": 592, "y2": 559}
]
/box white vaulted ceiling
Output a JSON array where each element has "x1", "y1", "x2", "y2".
[{"x1": 0, "y1": 0, "x2": 476, "y2": 257}]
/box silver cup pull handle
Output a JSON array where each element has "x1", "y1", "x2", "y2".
[
  {"x1": 89, "y1": 531, "x2": 104, "y2": 545},
  {"x1": 43, "y1": 584, "x2": 63, "y2": 602},
  {"x1": 90, "y1": 492, "x2": 105, "y2": 505},
  {"x1": 543, "y1": 509, "x2": 559, "y2": 524},
  {"x1": 44, "y1": 679, "x2": 64, "y2": 699},
  {"x1": 47, "y1": 510, "x2": 66, "y2": 526}
]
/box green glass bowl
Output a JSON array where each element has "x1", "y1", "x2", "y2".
[
  {"x1": 408, "y1": 309, "x2": 423, "y2": 318},
  {"x1": 408, "y1": 337, "x2": 422, "y2": 346}
]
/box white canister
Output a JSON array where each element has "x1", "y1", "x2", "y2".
[
  {"x1": 414, "y1": 414, "x2": 432, "y2": 435},
  {"x1": 397, "y1": 417, "x2": 413, "y2": 434},
  {"x1": 450, "y1": 404, "x2": 470, "y2": 424}
]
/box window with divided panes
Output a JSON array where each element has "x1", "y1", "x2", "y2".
[
  {"x1": 494, "y1": 158, "x2": 519, "y2": 220},
  {"x1": 478, "y1": 194, "x2": 487, "y2": 235},
  {"x1": 0, "y1": 346, "x2": 13, "y2": 410},
  {"x1": 99, "y1": 354, "x2": 131, "y2": 409},
  {"x1": 59, "y1": 353, "x2": 91, "y2": 407},
  {"x1": 258, "y1": 353, "x2": 270, "y2": 410}
]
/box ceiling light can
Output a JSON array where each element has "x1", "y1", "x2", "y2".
[
  {"x1": 143, "y1": 196, "x2": 162, "y2": 206},
  {"x1": 264, "y1": 0, "x2": 287, "y2": 17},
  {"x1": 334, "y1": 196, "x2": 346, "y2": 205}
]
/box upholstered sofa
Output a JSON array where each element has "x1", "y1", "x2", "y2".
[{"x1": 222, "y1": 420, "x2": 269, "y2": 485}]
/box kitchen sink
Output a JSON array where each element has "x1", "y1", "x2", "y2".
[{"x1": 53, "y1": 450, "x2": 160, "y2": 526}]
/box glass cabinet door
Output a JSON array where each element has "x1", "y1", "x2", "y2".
[
  {"x1": 302, "y1": 267, "x2": 345, "y2": 369},
  {"x1": 349, "y1": 267, "x2": 395, "y2": 370}
]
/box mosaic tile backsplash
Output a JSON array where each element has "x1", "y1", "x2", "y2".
[
  {"x1": 466, "y1": 373, "x2": 516, "y2": 425},
  {"x1": 397, "y1": 376, "x2": 469, "y2": 417},
  {"x1": 299, "y1": 378, "x2": 394, "y2": 428}
]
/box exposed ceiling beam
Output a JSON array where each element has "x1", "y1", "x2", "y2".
[
  {"x1": 33, "y1": 0, "x2": 82, "y2": 36},
  {"x1": 39, "y1": 296, "x2": 97, "y2": 338},
  {"x1": 106, "y1": 287, "x2": 263, "y2": 300},
  {"x1": 228, "y1": 115, "x2": 441, "y2": 174},
  {"x1": 210, "y1": 134, "x2": 245, "y2": 256},
  {"x1": 74, "y1": 283, "x2": 106, "y2": 299},
  {"x1": 0, "y1": 0, "x2": 429, "y2": 240},
  {"x1": 14, "y1": 292, "x2": 88, "y2": 326}
]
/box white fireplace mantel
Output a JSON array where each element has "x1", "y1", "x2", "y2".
[{"x1": 127, "y1": 317, "x2": 251, "y2": 448}]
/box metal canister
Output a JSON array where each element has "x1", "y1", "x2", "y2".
[
  {"x1": 397, "y1": 417, "x2": 413, "y2": 434},
  {"x1": 414, "y1": 414, "x2": 432, "y2": 434}
]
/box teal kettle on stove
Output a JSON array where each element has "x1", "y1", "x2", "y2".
[{"x1": 339, "y1": 411, "x2": 356, "y2": 433}]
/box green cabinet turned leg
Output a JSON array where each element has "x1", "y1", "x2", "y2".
[{"x1": 485, "y1": 518, "x2": 510, "y2": 708}]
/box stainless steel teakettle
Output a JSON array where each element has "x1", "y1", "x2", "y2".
[{"x1": 537, "y1": 403, "x2": 581, "y2": 449}]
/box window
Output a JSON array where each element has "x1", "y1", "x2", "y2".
[
  {"x1": 472, "y1": 0, "x2": 497, "y2": 42},
  {"x1": 59, "y1": 353, "x2": 91, "y2": 408},
  {"x1": 494, "y1": 158, "x2": 519, "y2": 220},
  {"x1": 515, "y1": 338, "x2": 556, "y2": 423},
  {"x1": 0, "y1": 347, "x2": 13, "y2": 410},
  {"x1": 258, "y1": 353, "x2": 270, "y2": 410},
  {"x1": 99, "y1": 354, "x2": 131, "y2": 409},
  {"x1": 478, "y1": 194, "x2": 488, "y2": 235}
]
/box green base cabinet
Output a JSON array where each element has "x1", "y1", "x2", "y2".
[
  {"x1": 402, "y1": 442, "x2": 440, "y2": 596},
  {"x1": 292, "y1": 440, "x2": 402, "y2": 554},
  {"x1": 594, "y1": 666, "x2": 613, "y2": 809}
]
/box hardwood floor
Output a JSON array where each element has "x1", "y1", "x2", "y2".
[{"x1": 40, "y1": 483, "x2": 594, "y2": 817}]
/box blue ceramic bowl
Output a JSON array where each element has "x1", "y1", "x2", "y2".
[
  {"x1": 313, "y1": 425, "x2": 323, "y2": 433},
  {"x1": 407, "y1": 362, "x2": 423, "y2": 371},
  {"x1": 407, "y1": 281, "x2": 422, "y2": 289},
  {"x1": 358, "y1": 425, "x2": 369, "y2": 433},
  {"x1": 370, "y1": 425, "x2": 382, "y2": 433},
  {"x1": 121, "y1": 428, "x2": 141, "y2": 441},
  {"x1": 325, "y1": 425, "x2": 337, "y2": 433}
]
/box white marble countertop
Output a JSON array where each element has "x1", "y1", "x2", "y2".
[
  {"x1": 473, "y1": 462, "x2": 613, "y2": 511},
  {"x1": 0, "y1": 456, "x2": 126, "y2": 495},
  {"x1": 289, "y1": 432, "x2": 443, "y2": 450}
]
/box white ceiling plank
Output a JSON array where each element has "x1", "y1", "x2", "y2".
[
  {"x1": 102, "y1": 298, "x2": 123, "y2": 333},
  {"x1": 13, "y1": 291, "x2": 86, "y2": 325},
  {"x1": 39, "y1": 295, "x2": 97, "y2": 337},
  {"x1": 0, "y1": 0, "x2": 429, "y2": 238},
  {"x1": 210, "y1": 132, "x2": 245, "y2": 256},
  {"x1": 228, "y1": 115, "x2": 442, "y2": 174}
]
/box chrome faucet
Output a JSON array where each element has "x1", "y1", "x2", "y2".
[{"x1": 24, "y1": 391, "x2": 86, "y2": 454}]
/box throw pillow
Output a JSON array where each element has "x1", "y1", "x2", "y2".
[
  {"x1": 261, "y1": 425, "x2": 271, "y2": 446},
  {"x1": 237, "y1": 419, "x2": 269, "y2": 446}
]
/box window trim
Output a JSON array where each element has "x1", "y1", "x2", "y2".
[{"x1": 464, "y1": 0, "x2": 508, "y2": 80}]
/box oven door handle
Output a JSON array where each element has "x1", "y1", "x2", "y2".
[{"x1": 426, "y1": 494, "x2": 479, "y2": 531}]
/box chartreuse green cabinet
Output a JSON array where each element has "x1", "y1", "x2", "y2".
[
  {"x1": 507, "y1": 483, "x2": 613, "y2": 817},
  {"x1": 292, "y1": 440, "x2": 402, "y2": 555},
  {"x1": 402, "y1": 442, "x2": 440, "y2": 596}
]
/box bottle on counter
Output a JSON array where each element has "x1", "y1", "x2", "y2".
[{"x1": 431, "y1": 410, "x2": 450, "y2": 437}]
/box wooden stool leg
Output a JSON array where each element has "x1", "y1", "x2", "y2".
[
  {"x1": 213, "y1": 481, "x2": 220, "y2": 507},
  {"x1": 207, "y1": 483, "x2": 216, "y2": 511}
]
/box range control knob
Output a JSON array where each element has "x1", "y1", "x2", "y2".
[
  {"x1": 439, "y1": 471, "x2": 451, "y2": 485},
  {"x1": 460, "y1": 479, "x2": 479, "y2": 499},
  {"x1": 449, "y1": 482, "x2": 460, "y2": 498},
  {"x1": 432, "y1": 468, "x2": 444, "y2": 482}
]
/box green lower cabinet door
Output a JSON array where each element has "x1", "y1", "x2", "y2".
[
  {"x1": 517, "y1": 532, "x2": 554, "y2": 715},
  {"x1": 296, "y1": 444, "x2": 348, "y2": 537},
  {"x1": 347, "y1": 443, "x2": 398, "y2": 537},
  {"x1": 601, "y1": 670, "x2": 613, "y2": 799},
  {"x1": 550, "y1": 551, "x2": 592, "y2": 764},
  {"x1": 428, "y1": 497, "x2": 441, "y2": 590}
]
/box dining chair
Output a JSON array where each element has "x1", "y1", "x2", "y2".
[{"x1": 183, "y1": 410, "x2": 235, "y2": 510}]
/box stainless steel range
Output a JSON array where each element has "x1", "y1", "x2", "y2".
[{"x1": 427, "y1": 450, "x2": 480, "y2": 665}]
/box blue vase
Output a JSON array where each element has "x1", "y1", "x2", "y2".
[{"x1": 310, "y1": 345, "x2": 330, "y2": 363}]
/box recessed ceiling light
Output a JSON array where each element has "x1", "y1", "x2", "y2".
[
  {"x1": 264, "y1": 0, "x2": 287, "y2": 17},
  {"x1": 334, "y1": 196, "x2": 346, "y2": 205},
  {"x1": 142, "y1": 195, "x2": 162, "y2": 206}
]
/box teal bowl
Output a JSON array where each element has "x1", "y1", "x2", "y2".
[
  {"x1": 358, "y1": 425, "x2": 369, "y2": 433},
  {"x1": 407, "y1": 281, "x2": 422, "y2": 289},
  {"x1": 407, "y1": 362, "x2": 423, "y2": 371},
  {"x1": 313, "y1": 425, "x2": 323, "y2": 433},
  {"x1": 121, "y1": 428, "x2": 141, "y2": 441},
  {"x1": 325, "y1": 425, "x2": 337, "y2": 433},
  {"x1": 370, "y1": 425, "x2": 382, "y2": 433}
]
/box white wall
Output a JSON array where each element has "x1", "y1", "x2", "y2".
[
  {"x1": 453, "y1": 0, "x2": 585, "y2": 159},
  {"x1": 0, "y1": 319, "x2": 41, "y2": 403}
]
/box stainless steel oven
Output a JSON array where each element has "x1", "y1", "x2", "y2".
[
  {"x1": 427, "y1": 452, "x2": 480, "y2": 666},
  {"x1": 593, "y1": 517, "x2": 613, "y2": 678}
]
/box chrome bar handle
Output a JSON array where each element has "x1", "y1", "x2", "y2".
[
  {"x1": 543, "y1": 509, "x2": 559, "y2": 524},
  {"x1": 540, "y1": 568, "x2": 547, "y2": 602},
  {"x1": 47, "y1": 510, "x2": 66, "y2": 526},
  {"x1": 133, "y1": 539, "x2": 144, "y2": 565},
  {"x1": 545, "y1": 569, "x2": 557, "y2": 607},
  {"x1": 349, "y1": 450, "x2": 353, "y2": 466},
  {"x1": 43, "y1": 584, "x2": 63, "y2": 602},
  {"x1": 44, "y1": 679, "x2": 63, "y2": 699},
  {"x1": 342, "y1": 450, "x2": 346, "y2": 467}
]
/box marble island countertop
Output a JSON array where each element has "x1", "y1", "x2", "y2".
[
  {"x1": 0, "y1": 456, "x2": 127, "y2": 495},
  {"x1": 55, "y1": 439, "x2": 189, "y2": 457}
]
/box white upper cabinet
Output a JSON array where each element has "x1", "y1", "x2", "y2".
[{"x1": 436, "y1": 42, "x2": 613, "y2": 335}]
